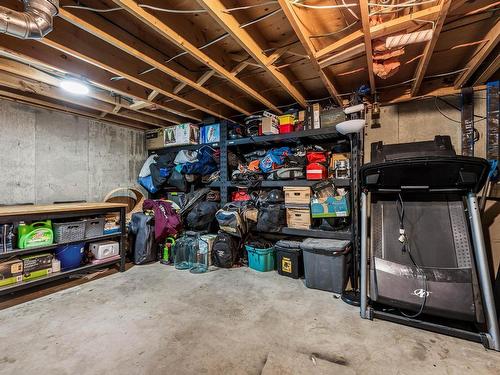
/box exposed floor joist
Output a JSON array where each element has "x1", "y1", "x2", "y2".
[
  {"x1": 112, "y1": 0, "x2": 282, "y2": 114},
  {"x1": 359, "y1": 0, "x2": 375, "y2": 93},
  {"x1": 0, "y1": 69, "x2": 163, "y2": 128},
  {"x1": 58, "y1": 8, "x2": 251, "y2": 116},
  {"x1": 198, "y1": 0, "x2": 307, "y2": 108},
  {"x1": 39, "y1": 34, "x2": 229, "y2": 120},
  {"x1": 455, "y1": 20, "x2": 500, "y2": 88},
  {"x1": 0, "y1": 57, "x2": 174, "y2": 126},
  {"x1": 277, "y1": 0, "x2": 342, "y2": 105},
  {"x1": 0, "y1": 88, "x2": 149, "y2": 130},
  {"x1": 410, "y1": 0, "x2": 452, "y2": 96},
  {"x1": 0, "y1": 39, "x2": 200, "y2": 123},
  {"x1": 315, "y1": 5, "x2": 442, "y2": 62}
]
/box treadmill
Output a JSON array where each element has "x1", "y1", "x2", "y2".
[{"x1": 359, "y1": 136, "x2": 500, "y2": 350}]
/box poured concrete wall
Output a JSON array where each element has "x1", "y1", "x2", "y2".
[
  {"x1": 364, "y1": 92, "x2": 488, "y2": 161},
  {"x1": 0, "y1": 98, "x2": 146, "y2": 205}
]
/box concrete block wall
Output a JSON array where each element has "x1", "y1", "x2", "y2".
[{"x1": 0, "y1": 98, "x2": 147, "y2": 205}]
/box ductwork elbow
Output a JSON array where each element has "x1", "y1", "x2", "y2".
[{"x1": 0, "y1": 0, "x2": 59, "y2": 40}]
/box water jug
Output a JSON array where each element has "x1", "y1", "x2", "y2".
[{"x1": 174, "y1": 231, "x2": 198, "y2": 270}]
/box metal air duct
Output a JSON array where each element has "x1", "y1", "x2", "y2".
[{"x1": 0, "y1": 0, "x2": 59, "y2": 40}]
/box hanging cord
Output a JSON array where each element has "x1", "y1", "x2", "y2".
[{"x1": 396, "y1": 193, "x2": 427, "y2": 318}]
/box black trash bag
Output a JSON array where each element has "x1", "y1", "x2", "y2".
[
  {"x1": 185, "y1": 201, "x2": 219, "y2": 232},
  {"x1": 129, "y1": 212, "x2": 157, "y2": 265},
  {"x1": 212, "y1": 232, "x2": 241, "y2": 268},
  {"x1": 256, "y1": 203, "x2": 285, "y2": 233}
]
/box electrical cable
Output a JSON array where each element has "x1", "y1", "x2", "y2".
[
  {"x1": 137, "y1": 5, "x2": 206, "y2": 13},
  {"x1": 240, "y1": 8, "x2": 282, "y2": 28},
  {"x1": 291, "y1": 0, "x2": 358, "y2": 10},
  {"x1": 309, "y1": 21, "x2": 360, "y2": 38},
  {"x1": 222, "y1": 1, "x2": 279, "y2": 13},
  {"x1": 396, "y1": 193, "x2": 427, "y2": 318}
]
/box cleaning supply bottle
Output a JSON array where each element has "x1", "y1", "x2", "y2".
[{"x1": 17, "y1": 222, "x2": 28, "y2": 248}]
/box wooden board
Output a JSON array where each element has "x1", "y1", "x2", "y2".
[{"x1": 0, "y1": 202, "x2": 127, "y2": 217}]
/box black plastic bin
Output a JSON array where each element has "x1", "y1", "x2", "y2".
[
  {"x1": 300, "y1": 238, "x2": 351, "y2": 293},
  {"x1": 275, "y1": 240, "x2": 303, "y2": 279}
]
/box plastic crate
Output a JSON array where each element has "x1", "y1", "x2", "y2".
[
  {"x1": 53, "y1": 220, "x2": 86, "y2": 243},
  {"x1": 245, "y1": 245, "x2": 276, "y2": 272},
  {"x1": 84, "y1": 218, "x2": 105, "y2": 239}
]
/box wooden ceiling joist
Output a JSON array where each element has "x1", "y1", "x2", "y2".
[
  {"x1": 112, "y1": 0, "x2": 282, "y2": 114},
  {"x1": 0, "y1": 36, "x2": 201, "y2": 122},
  {"x1": 315, "y1": 5, "x2": 442, "y2": 62},
  {"x1": 0, "y1": 69, "x2": 165, "y2": 128},
  {"x1": 58, "y1": 8, "x2": 251, "y2": 116},
  {"x1": 197, "y1": 0, "x2": 307, "y2": 108},
  {"x1": 0, "y1": 88, "x2": 149, "y2": 130},
  {"x1": 410, "y1": 0, "x2": 452, "y2": 97},
  {"x1": 277, "y1": 0, "x2": 342, "y2": 105},
  {"x1": 474, "y1": 55, "x2": 500, "y2": 86},
  {"x1": 39, "y1": 34, "x2": 228, "y2": 120},
  {"x1": 455, "y1": 21, "x2": 500, "y2": 88},
  {"x1": 359, "y1": 0, "x2": 375, "y2": 93},
  {"x1": 0, "y1": 57, "x2": 174, "y2": 125}
]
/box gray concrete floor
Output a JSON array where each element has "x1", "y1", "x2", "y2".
[{"x1": 0, "y1": 264, "x2": 499, "y2": 374}]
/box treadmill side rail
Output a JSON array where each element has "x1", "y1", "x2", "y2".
[{"x1": 467, "y1": 193, "x2": 500, "y2": 351}]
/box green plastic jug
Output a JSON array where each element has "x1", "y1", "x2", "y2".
[{"x1": 18, "y1": 220, "x2": 54, "y2": 249}]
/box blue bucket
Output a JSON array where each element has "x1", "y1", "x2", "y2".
[{"x1": 55, "y1": 242, "x2": 85, "y2": 270}]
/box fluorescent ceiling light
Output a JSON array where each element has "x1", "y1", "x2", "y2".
[{"x1": 60, "y1": 79, "x2": 89, "y2": 95}]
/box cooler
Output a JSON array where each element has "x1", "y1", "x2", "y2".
[{"x1": 275, "y1": 240, "x2": 303, "y2": 279}]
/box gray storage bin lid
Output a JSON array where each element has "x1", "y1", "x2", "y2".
[
  {"x1": 300, "y1": 238, "x2": 350, "y2": 256},
  {"x1": 275, "y1": 240, "x2": 302, "y2": 251}
]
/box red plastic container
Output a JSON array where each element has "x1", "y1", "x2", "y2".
[
  {"x1": 306, "y1": 163, "x2": 328, "y2": 180},
  {"x1": 279, "y1": 123, "x2": 294, "y2": 134}
]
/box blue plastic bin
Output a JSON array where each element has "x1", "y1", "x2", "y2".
[
  {"x1": 245, "y1": 245, "x2": 276, "y2": 272},
  {"x1": 55, "y1": 242, "x2": 85, "y2": 270}
]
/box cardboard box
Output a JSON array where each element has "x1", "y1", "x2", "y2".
[
  {"x1": 145, "y1": 128, "x2": 165, "y2": 150},
  {"x1": 311, "y1": 194, "x2": 350, "y2": 218},
  {"x1": 261, "y1": 117, "x2": 279, "y2": 135},
  {"x1": 164, "y1": 123, "x2": 200, "y2": 147},
  {"x1": 284, "y1": 187, "x2": 311, "y2": 205},
  {"x1": 200, "y1": 123, "x2": 220, "y2": 144},
  {"x1": 23, "y1": 268, "x2": 52, "y2": 281},
  {"x1": 312, "y1": 103, "x2": 321, "y2": 129},
  {"x1": 0, "y1": 259, "x2": 23, "y2": 287},
  {"x1": 22, "y1": 253, "x2": 53, "y2": 273},
  {"x1": 286, "y1": 208, "x2": 311, "y2": 229}
]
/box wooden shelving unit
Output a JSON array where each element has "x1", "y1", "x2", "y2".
[{"x1": 0, "y1": 202, "x2": 127, "y2": 296}]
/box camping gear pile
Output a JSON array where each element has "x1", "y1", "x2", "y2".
[
  {"x1": 138, "y1": 147, "x2": 219, "y2": 194},
  {"x1": 230, "y1": 144, "x2": 351, "y2": 184}
]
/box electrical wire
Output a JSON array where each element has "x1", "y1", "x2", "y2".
[
  {"x1": 291, "y1": 0, "x2": 358, "y2": 10},
  {"x1": 240, "y1": 8, "x2": 283, "y2": 28},
  {"x1": 222, "y1": 1, "x2": 279, "y2": 13},
  {"x1": 309, "y1": 20, "x2": 360, "y2": 38},
  {"x1": 138, "y1": 4, "x2": 206, "y2": 13},
  {"x1": 62, "y1": 5, "x2": 122, "y2": 12},
  {"x1": 434, "y1": 96, "x2": 461, "y2": 124},
  {"x1": 396, "y1": 193, "x2": 427, "y2": 319}
]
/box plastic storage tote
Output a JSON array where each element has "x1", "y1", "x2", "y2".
[
  {"x1": 300, "y1": 238, "x2": 351, "y2": 293},
  {"x1": 245, "y1": 244, "x2": 276, "y2": 272},
  {"x1": 55, "y1": 242, "x2": 85, "y2": 271},
  {"x1": 275, "y1": 240, "x2": 303, "y2": 279}
]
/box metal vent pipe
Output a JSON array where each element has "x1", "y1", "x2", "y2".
[{"x1": 0, "y1": 0, "x2": 59, "y2": 40}]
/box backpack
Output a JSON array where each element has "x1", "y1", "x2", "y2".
[
  {"x1": 215, "y1": 203, "x2": 247, "y2": 237},
  {"x1": 256, "y1": 203, "x2": 285, "y2": 233},
  {"x1": 212, "y1": 232, "x2": 241, "y2": 268}
]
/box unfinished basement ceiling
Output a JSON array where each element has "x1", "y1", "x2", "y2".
[{"x1": 0, "y1": 0, "x2": 497, "y2": 129}]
